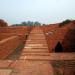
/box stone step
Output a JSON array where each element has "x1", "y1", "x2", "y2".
[
  {"x1": 27, "y1": 38, "x2": 46, "y2": 40},
  {"x1": 22, "y1": 49, "x2": 49, "y2": 52},
  {"x1": 30, "y1": 31, "x2": 44, "y2": 33},
  {"x1": 29, "y1": 33, "x2": 44, "y2": 35},
  {"x1": 24, "y1": 46, "x2": 48, "y2": 49},
  {"x1": 22, "y1": 51, "x2": 49, "y2": 53},
  {"x1": 25, "y1": 43, "x2": 47, "y2": 45},
  {"x1": 19, "y1": 53, "x2": 75, "y2": 60},
  {"x1": 27, "y1": 38, "x2": 46, "y2": 42},
  {"x1": 26, "y1": 42, "x2": 47, "y2": 44},
  {"x1": 30, "y1": 29, "x2": 43, "y2": 30},
  {"x1": 28, "y1": 34, "x2": 45, "y2": 36},
  {"x1": 28, "y1": 36, "x2": 45, "y2": 38},
  {"x1": 26, "y1": 41, "x2": 47, "y2": 44},
  {"x1": 21, "y1": 53, "x2": 51, "y2": 56},
  {"x1": 28, "y1": 36, "x2": 45, "y2": 40},
  {"x1": 25, "y1": 44, "x2": 47, "y2": 48},
  {"x1": 28, "y1": 35, "x2": 45, "y2": 37},
  {"x1": 26, "y1": 39, "x2": 46, "y2": 42},
  {"x1": 30, "y1": 31, "x2": 43, "y2": 34},
  {"x1": 18, "y1": 55, "x2": 60, "y2": 60}
]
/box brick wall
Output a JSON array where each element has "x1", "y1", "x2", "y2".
[
  {"x1": 0, "y1": 26, "x2": 32, "y2": 59},
  {"x1": 0, "y1": 26, "x2": 32, "y2": 34},
  {"x1": 42, "y1": 24, "x2": 60, "y2": 52},
  {"x1": 0, "y1": 26, "x2": 32, "y2": 42},
  {"x1": 42, "y1": 24, "x2": 59, "y2": 33},
  {"x1": 0, "y1": 33, "x2": 16, "y2": 41},
  {"x1": 0, "y1": 36, "x2": 22, "y2": 59},
  {"x1": 45, "y1": 28, "x2": 68, "y2": 52},
  {"x1": 62, "y1": 23, "x2": 75, "y2": 52},
  {"x1": 42, "y1": 22, "x2": 75, "y2": 52}
]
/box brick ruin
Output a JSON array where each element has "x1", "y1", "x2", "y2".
[
  {"x1": 0, "y1": 20, "x2": 75, "y2": 75},
  {"x1": 42, "y1": 22, "x2": 75, "y2": 52}
]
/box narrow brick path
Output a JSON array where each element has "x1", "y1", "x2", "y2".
[{"x1": 10, "y1": 26, "x2": 54, "y2": 75}]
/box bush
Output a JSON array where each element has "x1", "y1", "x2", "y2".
[{"x1": 59, "y1": 19, "x2": 72, "y2": 27}]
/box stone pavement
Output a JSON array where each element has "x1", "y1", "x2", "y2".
[{"x1": 0, "y1": 27, "x2": 75, "y2": 75}]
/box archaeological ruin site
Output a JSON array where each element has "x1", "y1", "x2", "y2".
[{"x1": 0, "y1": 19, "x2": 75, "y2": 75}]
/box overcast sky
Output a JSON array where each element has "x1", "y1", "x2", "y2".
[{"x1": 0, "y1": 0, "x2": 75, "y2": 25}]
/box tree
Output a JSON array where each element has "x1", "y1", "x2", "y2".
[
  {"x1": 34, "y1": 21, "x2": 41, "y2": 26},
  {"x1": 21, "y1": 22, "x2": 27, "y2": 26},
  {"x1": 0, "y1": 19, "x2": 8, "y2": 27},
  {"x1": 12, "y1": 21, "x2": 41, "y2": 26},
  {"x1": 59, "y1": 19, "x2": 72, "y2": 27},
  {"x1": 27, "y1": 21, "x2": 34, "y2": 26}
]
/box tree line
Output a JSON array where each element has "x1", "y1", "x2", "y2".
[{"x1": 12, "y1": 21, "x2": 41, "y2": 26}]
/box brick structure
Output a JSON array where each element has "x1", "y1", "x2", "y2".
[
  {"x1": 0, "y1": 21, "x2": 75, "y2": 75},
  {"x1": 62, "y1": 22, "x2": 75, "y2": 52},
  {"x1": 0, "y1": 26, "x2": 32, "y2": 42},
  {"x1": 42, "y1": 22, "x2": 75, "y2": 52},
  {"x1": 0, "y1": 23, "x2": 32, "y2": 59},
  {"x1": 0, "y1": 36, "x2": 22, "y2": 59}
]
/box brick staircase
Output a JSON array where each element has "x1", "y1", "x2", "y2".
[
  {"x1": 9, "y1": 27, "x2": 54, "y2": 75},
  {"x1": 19, "y1": 27, "x2": 49, "y2": 60}
]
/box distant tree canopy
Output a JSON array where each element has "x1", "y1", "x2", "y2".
[
  {"x1": 12, "y1": 21, "x2": 41, "y2": 26},
  {"x1": 0, "y1": 19, "x2": 8, "y2": 27},
  {"x1": 59, "y1": 19, "x2": 72, "y2": 27}
]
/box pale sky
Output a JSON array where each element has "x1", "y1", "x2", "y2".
[{"x1": 0, "y1": 0, "x2": 75, "y2": 25}]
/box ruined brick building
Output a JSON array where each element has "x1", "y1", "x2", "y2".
[{"x1": 0, "y1": 19, "x2": 75, "y2": 75}]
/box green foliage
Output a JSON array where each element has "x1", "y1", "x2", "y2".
[
  {"x1": 12, "y1": 21, "x2": 41, "y2": 26},
  {"x1": 59, "y1": 19, "x2": 72, "y2": 27},
  {"x1": 34, "y1": 22, "x2": 41, "y2": 26},
  {"x1": 0, "y1": 19, "x2": 8, "y2": 27},
  {"x1": 21, "y1": 22, "x2": 27, "y2": 26}
]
